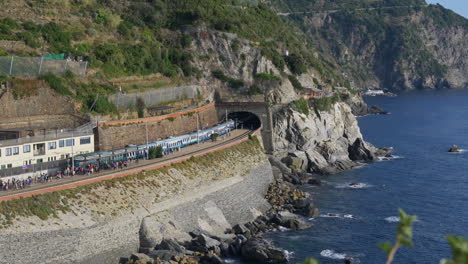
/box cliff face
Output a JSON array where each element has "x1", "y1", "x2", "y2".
[
  {"x1": 273, "y1": 1, "x2": 468, "y2": 90},
  {"x1": 186, "y1": 26, "x2": 299, "y2": 104},
  {"x1": 274, "y1": 101, "x2": 376, "y2": 174}
]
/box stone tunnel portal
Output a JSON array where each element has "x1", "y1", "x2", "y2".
[{"x1": 228, "y1": 112, "x2": 261, "y2": 130}]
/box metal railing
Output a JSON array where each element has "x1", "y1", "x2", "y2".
[
  {"x1": 0, "y1": 160, "x2": 68, "y2": 178},
  {"x1": 109, "y1": 85, "x2": 200, "y2": 109},
  {"x1": 0, "y1": 56, "x2": 88, "y2": 77}
]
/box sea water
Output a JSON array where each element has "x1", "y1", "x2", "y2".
[{"x1": 267, "y1": 90, "x2": 468, "y2": 263}]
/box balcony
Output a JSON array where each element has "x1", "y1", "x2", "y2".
[{"x1": 34, "y1": 149, "x2": 46, "y2": 156}]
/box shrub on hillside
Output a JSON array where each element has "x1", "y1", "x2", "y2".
[{"x1": 40, "y1": 73, "x2": 72, "y2": 96}]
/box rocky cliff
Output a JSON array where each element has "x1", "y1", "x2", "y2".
[
  {"x1": 272, "y1": 0, "x2": 468, "y2": 90},
  {"x1": 273, "y1": 101, "x2": 378, "y2": 174}
]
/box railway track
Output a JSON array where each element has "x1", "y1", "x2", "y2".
[{"x1": 0, "y1": 129, "x2": 254, "y2": 201}]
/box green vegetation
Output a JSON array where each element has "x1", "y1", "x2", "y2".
[
  {"x1": 210, "y1": 133, "x2": 219, "y2": 142},
  {"x1": 212, "y1": 70, "x2": 245, "y2": 89},
  {"x1": 254, "y1": 73, "x2": 281, "y2": 81},
  {"x1": 247, "y1": 84, "x2": 262, "y2": 96},
  {"x1": 442, "y1": 236, "x2": 468, "y2": 264},
  {"x1": 379, "y1": 209, "x2": 417, "y2": 264},
  {"x1": 311, "y1": 94, "x2": 341, "y2": 112},
  {"x1": 148, "y1": 146, "x2": 163, "y2": 159},
  {"x1": 285, "y1": 53, "x2": 307, "y2": 75},
  {"x1": 288, "y1": 75, "x2": 303, "y2": 90},
  {"x1": 291, "y1": 98, "x2": 309, "y2": 115},
  {"x1": 136, "y1": 97, "x2": 145, "y2": 118},
  {"x1": 40, "y1": 73, "x2": 72, "y2": 96}
]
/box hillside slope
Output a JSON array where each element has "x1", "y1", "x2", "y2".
[{"x1": 270, "y1": 0, "x2": 468, "y2": 90}]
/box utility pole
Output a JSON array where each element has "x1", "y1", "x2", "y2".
[
  {"x1": 71, "y1": 130, "x2": 74, "y2": 174},
  {"x1": 196, "y1": 113, "x2": 200, "y2": 144},
  {"x1": 145, "y1": 123, "x2": 149, "y2": 159},
  {"x1": 225, "y1": 109, "x2": 228, "y2": 122}
]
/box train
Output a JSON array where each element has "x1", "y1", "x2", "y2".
[{"x1": 73, "y1": 120, "x2": 236, "y2": 168}]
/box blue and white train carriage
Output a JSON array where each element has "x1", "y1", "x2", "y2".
[{"x1": 73, "y1": 120, "x2": 235, "y2": 168}]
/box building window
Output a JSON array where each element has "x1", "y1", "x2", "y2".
[
  {"x1": 24, "y1": 145, "x2": 31, "y2": 153},
  {"x1": 48, "y1": 142, "x2": 57, "y2": 150},
  {"x1": 7, "y1": 164, "x2": 12, "y2": 168},
  {"x1": 13, "y1": 147, "x2": 19, "y2": 155},
  {"x1": 59, "y1": 140, "x2": 65, "y2": 148},
  {"x1": 66, "y1": 139, "x2": 75, "y2": 147},
  {"x1": 6, "y1": 148, "x2": 12, "y2": 156},
  {"x1": 37, "y1": 159, "x2": 43, "y2": 163},
  {"x1": 1, "y1": 165, "x2": 5, "y2": 169},
  {"x1": 80, "y1": 137, "x2": 91, "y2": 145}
]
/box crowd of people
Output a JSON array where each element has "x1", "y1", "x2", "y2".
[{"x1": 0, "y1": 158, "x2": 145, "y2": 192}]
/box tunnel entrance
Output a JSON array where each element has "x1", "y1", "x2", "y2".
[{"x1": 228, "y1": 112, "x2": 261, "y2": 130}]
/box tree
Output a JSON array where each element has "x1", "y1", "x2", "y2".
[
  {"x1": 285, "y1": 53, "x2": 307, "y2": 75},
  {"x1": 136, "y1": 97, "x2": 145, "y2": 118},
  {"x1": 148, "y1": 146, "x2": 163, "y2": 159},
  {"x1": 210, "y1": 133, "x2": 219, "y2": 142}
]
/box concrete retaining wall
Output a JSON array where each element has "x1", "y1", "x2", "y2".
[{"x1": 0, "y1": 162, "x2": 273, "y2": 264}]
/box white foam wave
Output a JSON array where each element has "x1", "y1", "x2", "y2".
[
  {"x1": 319, "y1": 213, "x2": 341, "y2": 218},
  {"x1": 385, "y1": 216, "x2": 400, "y2": 223},
  {"x1": 335, "y1": 182, "x2": 373, "y2": 189},
  {"x1": 449, "y1": 149, "x2": 467, "y2": 154},
  {"x1": 224, "y1": 258, "x2": 236, "y2": 263},
  {"x1": 385, "y1": 216, "x2": 420, "y2": 223},
  {"x1": 377, "y1": 155, "x2": 403, "y2": 161},
  {"x1": 284, "y1": 250, "x2": 294, "y2": 260},
  {"x1": 319, "y1": 213, "x2": 356, "y2": 219},
  {"x1": 320, "y1": 249, "x2": 347, "y2": 260},
  {"x1": 278, "y1": 226, "x2": 290, "y2": 232}
]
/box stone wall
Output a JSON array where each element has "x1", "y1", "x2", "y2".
[
  {"x1": 0, "y1": 80, "x2": 76, "y2": 118},
  {"x1": 96, "y1": 103, "x2": 218, "y2": 151},
  {"x1": 0, "y1": 80, "x2": 87, "y2": 130},
  {"x1": 0, "y1": 138, "x2": 272, "y2": 264}
]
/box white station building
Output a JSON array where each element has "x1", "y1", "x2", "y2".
[{"x1": 0, "y1": 131, "x2": 95, "y2": 169}]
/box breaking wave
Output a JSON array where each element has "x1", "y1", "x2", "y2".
[
  {"x1": 335, "y1": 182, "x2": 373, "y2": 189},
  {"x1": 320, "y1": 249, "x2": 347, "y2": 260},
  {"x1": 384, "y1": 216, "x2": 400, "y2": 223},
  {"x1": 319, "y1": 213, "x2": 356, "y2": 219}
]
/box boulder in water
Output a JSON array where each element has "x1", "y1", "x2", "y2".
[
  {"x1": 241, "y1": 238, "x2": 288, "y2": 263},
  {"x1": 449, "y1": 145, "x2": 461, "y2": 153},
  {"x1": 368, "y1": 105, "x2": 388, "y2": 115}
]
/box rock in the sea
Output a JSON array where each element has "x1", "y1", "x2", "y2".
[
  {"x1": 449, "y1": 145, "x2": 461, "y2": 152},
  {"x1": 200, "y1": 255, "x2": 225, "y2": 264},
  {"x1": 307, "y1": 178, "x2": 322, "y2": 186},
  {"x1": 295, "y1": 203, "x2": 320, "y2": 218},
  {"x1": 348, "y1": 138, "x2": 375, "y2": 161},
  {"x1": 367, "y1": 105, "x2": 388, "y2": 115},
  {"x1": 241, "y1": 238, "x2": 288, "y2": 263},
  {"x1": 271, "y1": 211, "x2": 312, "y2": 230}
]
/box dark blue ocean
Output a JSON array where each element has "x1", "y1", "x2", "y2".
[{"x1": 268, "y1": 90, "x2": 468, "y2": 264}]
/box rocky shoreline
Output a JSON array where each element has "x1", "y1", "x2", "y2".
[{"x1": 121, "y1": 146, "x2": 392, "y2": 264}]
